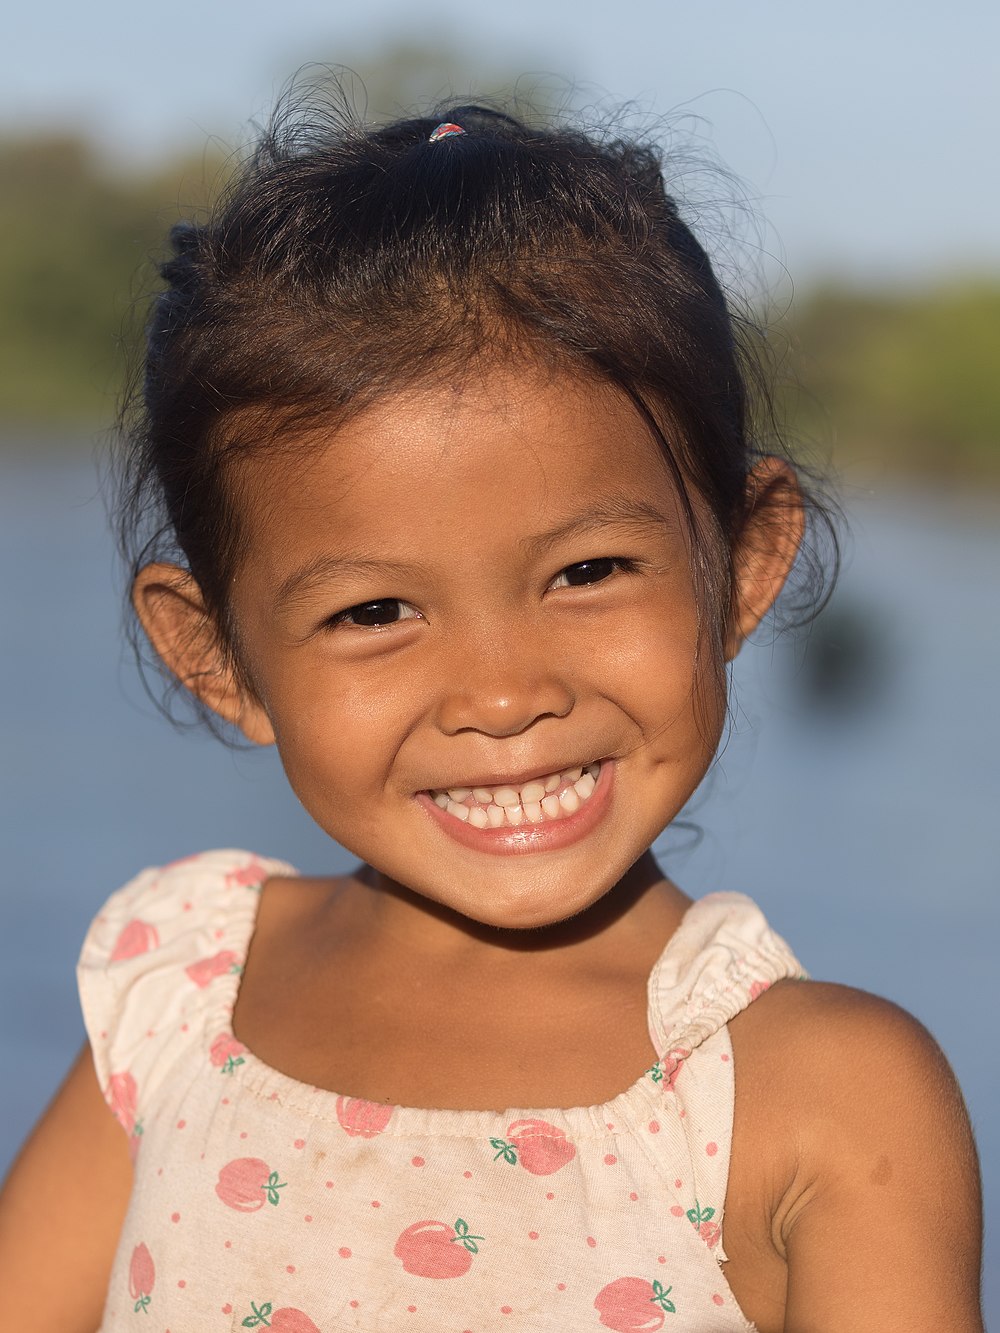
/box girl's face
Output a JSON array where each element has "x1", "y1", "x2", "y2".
[{"x1": 168, "y1": 362, "x2": 793, "y2": 930}]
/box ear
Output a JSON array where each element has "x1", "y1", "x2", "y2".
[
  {"x1": 724, "y1": 458, "x2": 805, "y2": 661},
  {"x1": 131, "y1": 563, "x2": 276, "y2": 745}
]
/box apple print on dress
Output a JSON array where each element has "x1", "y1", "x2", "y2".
[
  {"x1": 647, "y1": 1048, "x2": 689, "y2": 1092},
  {"x1": 185, "y1": 950, "x2": 241, "y2": 988},
  {"x1": 335, "y1": 1096, "x2": 394, "y2": 1138},
  {"x1": 110, "y1": 920, "x2": 160, "y2": 962},
  {"x1": 105, "y1": 1071, "x2": 143, "y2": 1156},
  {"x1": 215, "y1": 1158, "x2": 287, "y2": 1211},
  {"x1": 394, "y1": 1218, "x2": 484, "y2": 1278},
  {"x1": 128, "y1": 1242, "x2": 155, "y2": 1314},
  {"x1": 490, "y1": 1118, "x2": 576, "y2": 1175},
  {"x1": 225, "y1": 860, "x2": 271, "y2": 890},
  {"x1": 239, "y1": 1302, "x2": 320, "y2": 1331},
  {"x1": 210, "y1": 1032, "x2": 247, "y2": 1074},
  {"x1": 686, "y1": 1201, "x2": 720, "y2": 1248},
  {"x1": 594, "y1": 1277, "x2": 676, "y2": 1330}
]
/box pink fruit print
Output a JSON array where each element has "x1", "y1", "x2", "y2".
[
  {"x1": 185, "y1": 949, "x2": 240, "y2": 988},
  {"x1": 686, "y1": 1201, "x2": 719, "y2": 1248},
  {"x1": 748, "y1": 979, "x2": 771, "y2": 1002},
  {"x1": 335, "y1": 1096, "x2": 394, "y2": 1138},
  {"x1": 648, "y1": 1047, "x2": 689, "y2": 1092},
  {"x1": 491, "y1": 1118, "x2": 576, "y2": 1176},
  {"x1": 594, "y1": 1277, "x2": 676, "y2": 1331},
  {"x1": 226, "y1": 860, "x2": 270, "y2": 890},
  {"x1": 240, "y1": 1303, "x2": 320, "y2": 1331},
  {"x1": 215, "y1": 1157, "x2": 287, "y2": 1211},
  {"x1": 210, "y1": 1032, "x2": 247, "y2": 1074},
  {"x1": 110, "y1": 919, "x2": 160, "y2": 962},
  {"x1": 394, "y1": 1218, "x2": 483, "y2": 1278},
  {"x1": 105, "y1": 1071, "x2": 138, "y2": 1135},
  {"x1": 128, "y1": 1242, "x2": 155, "y2": 1314}
]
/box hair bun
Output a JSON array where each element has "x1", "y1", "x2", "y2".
[{"x1": 160, "y1": 221, "x2": 202, "y2": 291}]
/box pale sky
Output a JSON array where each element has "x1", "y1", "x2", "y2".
[{"x1": 5, "y1": 0, "x2": 999, "y2": 282}]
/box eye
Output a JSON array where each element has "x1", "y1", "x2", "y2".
[
  {"x1": 328, "y1": 599, "x2": 419, "y2": 628},
  {"x1": 550, "y1": 557, "x2": 634, "y2": 589}
]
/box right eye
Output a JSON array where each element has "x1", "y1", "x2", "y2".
[{"x1": 328, "y1": 599, "x2": 419, "y2": 629}]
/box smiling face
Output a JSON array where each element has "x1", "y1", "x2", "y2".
[{"x1": 137, "y1": 360, "x2": 800, "y2": 931}]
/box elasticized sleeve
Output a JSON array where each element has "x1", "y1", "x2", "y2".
[{"x1": 76, "y1": 850, "x2": 288, "y2": 1140}]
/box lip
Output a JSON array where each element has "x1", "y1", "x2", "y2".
[{"x1": 416, "y1": 758, "x2": 615, "y2": 856}]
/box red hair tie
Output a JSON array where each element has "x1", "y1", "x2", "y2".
[{"x1": 429, "y1": 122, "x2": 465, "y2": 143}]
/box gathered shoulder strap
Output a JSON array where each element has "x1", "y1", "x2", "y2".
[
  {"x1": 647, "y1": 892, "x2": 806, "y2": 1062},
  {"x1": 77, "y1": 850, "x2": 293, "y2": 1144}
]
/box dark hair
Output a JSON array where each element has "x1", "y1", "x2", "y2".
[{"x1": 118, "y1": 94, "x2": 838, "y2": 720}]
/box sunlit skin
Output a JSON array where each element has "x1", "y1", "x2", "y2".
[
  {"x1": 0, "y1": 359, "x2": 985, "y2": 1333},
  {"x1": 187, "y1": 363, "x2": 767, "y2": 944}
]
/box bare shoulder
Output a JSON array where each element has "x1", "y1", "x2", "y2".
[{"x1": 729, "y1": 979, "x2": 984, "y2": 1332}]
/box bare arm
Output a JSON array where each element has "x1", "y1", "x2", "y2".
[
  {"x1": 778, "y1": 986, "x2": 984, "y2": 1331},
  {"x1": 0, "y1": 1043, "x2": 132, "y2": 1329}
]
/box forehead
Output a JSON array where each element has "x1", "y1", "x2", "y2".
[{"x1": 239, "y1": 362, "x2": 685, "y2": 568}]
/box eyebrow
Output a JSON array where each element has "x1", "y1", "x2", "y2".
[
  {"x1": 275, "y1": 497, "x2": 673, "y2": 604},
  {"x1": 519, "y1": 496, "x2": 673, "y2": 558}
]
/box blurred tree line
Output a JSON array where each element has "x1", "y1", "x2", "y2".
[{"x1": 2, "y1": 126, "x2": 998, "y2": 483}]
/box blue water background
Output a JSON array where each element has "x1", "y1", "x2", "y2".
[{"x1": 1, "y1": 450, "x2": 997, "y2": 1313}]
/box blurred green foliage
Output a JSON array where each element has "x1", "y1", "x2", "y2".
[{"x1": 1, "y1": 130, "x2": 998, "y2": 482}]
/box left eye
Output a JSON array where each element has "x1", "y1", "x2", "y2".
[
  {"x1": 550, "y1": 558, "x2": 629, "y2": 589},
  {"x1": 329, "y1": 599, "x2": 419, "y2": 628}
]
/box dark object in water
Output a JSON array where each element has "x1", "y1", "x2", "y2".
[{"x1": 796, "y1": 600, "x2": 890, "y2": 712}]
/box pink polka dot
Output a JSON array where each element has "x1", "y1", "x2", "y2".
[
  {"x1": 501, "y1": 1305, "x2": 513, "y2": 1314},
  {"x1": 712, "y1": 1294, "x2": 724, "y2": 1306},
  {"x1": 674, "y1": 1178, "x2": 682, "y2": 1188},
  {"x1": 177, "y1": 1280, "x2": 186, "y2": 1289},
  {"x1": 371, "y1": 1199, "x2": 381, "y2": 1208},
  {"x1": 339, "y1": 1247, "x2": 352, "y2": 1259},
  {"x1": 350, "y1": 1301, "x2": 359, "y2": 1309},
  {"x1": 721, "y1": 1052, "x2": 730, "y2": 1062},
  {"x1": 221, "y1": 1097, "x2": 230, "y2": 1106},
  {"x1": 670, "y1": 1205, "x2": 684, "y2": 1217},
  {"x1": 556, "y1": 1282, "x2": 566, "y2": 1291},
  {"x1": 603, "y1": 1153, "x2": 617, "y2": 1165},
  {"x1": 214, "y1": 927, "x2": 224, "y2": 939},
  {"x1": 171, "y1": 1212, "x2": 180, "y2": 1223},
  {"x1": 326, "y1": 1180, "x2": 334, "y2": 1188},
  {"x1": 411, "y1": 1156, "x2": 425, "y2": 1167},
  {"x1": 183, "y1": 901, "x2": 192, "y2": 911},
  {"x1": 657, "y1": 1255, "x2": 666, "y2": 1264},
  {"x1": 463, "y1": 1170, "x2": 472, "y2": 1178},
  {"x1": 222, "y1": 1304, "x2": 232, "y2": 1315},
  {"x1": 629, "y1": 1191, "x2": 638, "y2": 1201},
  {"x1": 586, "y1": 1235, "x2": 597, "y2": 1248},
  {"x1": 648, "y1": 1120, "x2": 660, "y2": 1134},
  {"x1": 224, "y1": 1240, "x2": 232, "y2": 1249},
  {"x1": 180, "y1": 1023, "x2": 189, "y2": 1033},
  {"x1": 528, "y1": 1230, "x2": 539, "y2": 1240},
  {"x1": 407, "y1": 1306, "x2": 417, "y2": 1314},
  {"x1": 239, "y1": 1131, "x2": 248, "y2": 1139},
  {"x1": 157, "y1": 1167, "x2": 163, "y2": 1176},
  {"x1": 679, "y1": 1108, "x2": 686, "y2": 1118},
  {"x1": 304, "y1": 1214, "x2": 313, "y2": 1222},
  {"x1": 286, "y1": 1265, "x2": 295, "y2": 1274},
  {"x1": 706, "y1": 1141, "x2": 718, "y2": 1156},
  {"x1": 146, "y1": 1029, "x2": 154, "y2": 1038},
  {"x1": 176, "y1": 1120, "x2": 186, "y2": 1129},
  {"x1": 294, "y1": 1138, "x2": 305, "y2": 1149},
  {"x1": 605, "y1": 1121, "x2": 614, "y2": 1130}
]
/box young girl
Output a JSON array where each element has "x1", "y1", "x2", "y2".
[{"x1": 0, "y1": 102, "x2": 983, "y2": 1331}]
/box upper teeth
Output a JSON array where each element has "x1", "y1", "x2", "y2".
[{"x1": 431, "y1": 763, "x2": 600, "y2": 826}]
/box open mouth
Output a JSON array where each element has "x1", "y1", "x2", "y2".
[{"x1": 428, "y1": 761, "x2": 602, "y2": 829}]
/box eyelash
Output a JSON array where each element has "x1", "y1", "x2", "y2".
[{"x1": 326, "y1": 557, "x2": 640, "y2": 629}]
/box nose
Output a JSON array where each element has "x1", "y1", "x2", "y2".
[{"x1": 433, "y1": 625, "x2": 576, "y2": 738}]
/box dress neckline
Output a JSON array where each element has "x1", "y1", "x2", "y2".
[{"x1": 207, "y1": 854, "x2": 762, "y2": 1138}]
